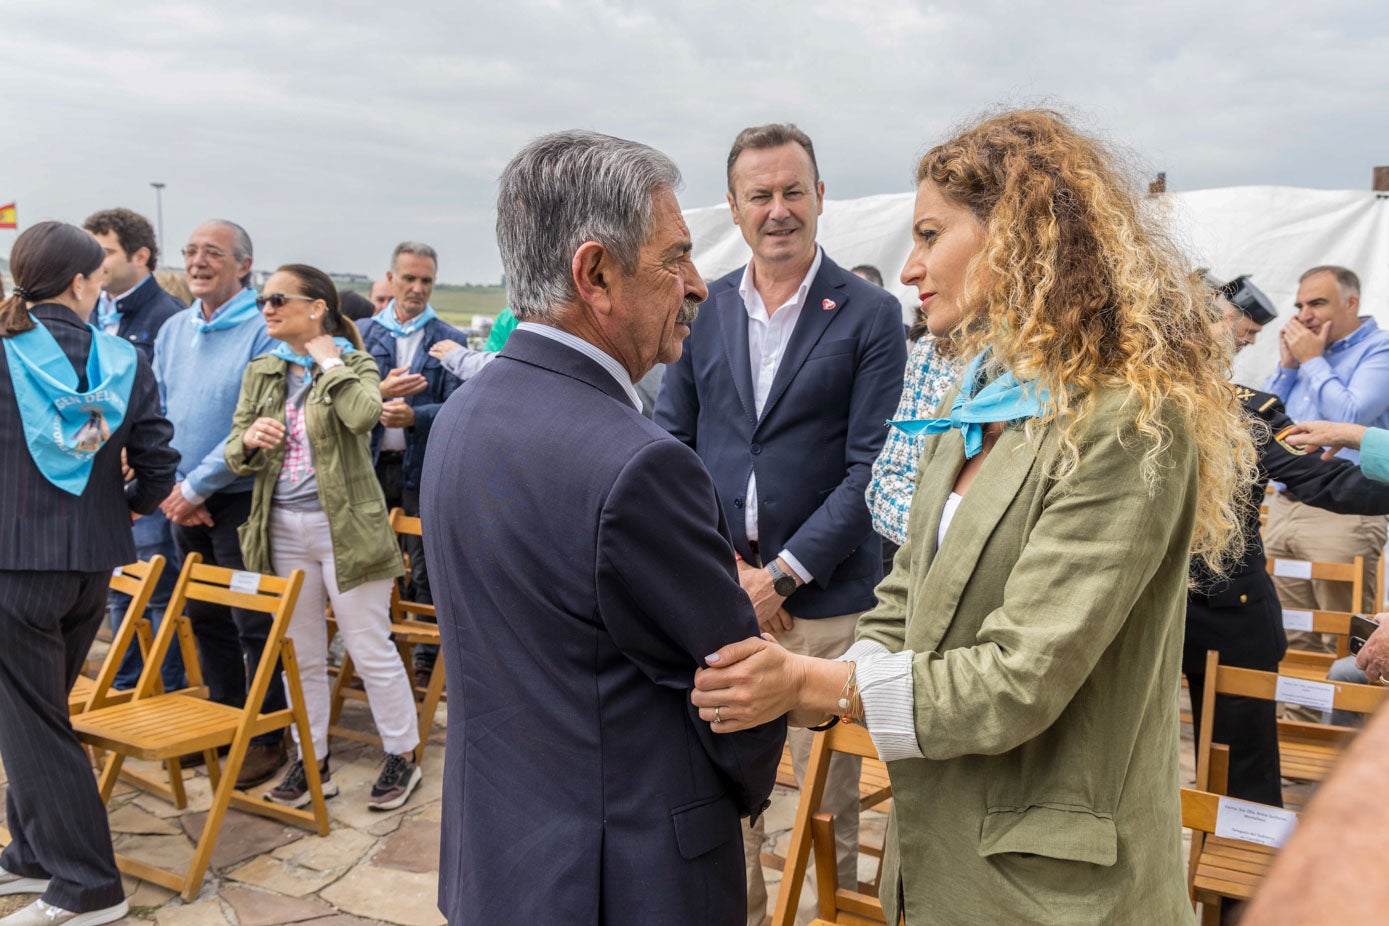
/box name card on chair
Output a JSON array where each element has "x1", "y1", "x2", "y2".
[
  {"x1": 1275, "y1": 675, "x2": 1335, "y2": 712},
  {"x1": 1272, "y1": 559, "x2": 1313, "y2": 580},
  {"x1": 112, "y1": 566, "x2": 123, "y2": 577},
  {"x1": 1281, "y1": 609, "x2": 1314, "y2": 632},
  {"x1": 1215, "y1": 797, "x2": 1297, "y2": 848},
  {"x1": 229, "y1": 571, "x2": 262, "y2": 594}
]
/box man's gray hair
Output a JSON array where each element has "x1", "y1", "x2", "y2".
[
  {"x1": 207, "y1": 219, "x2": 253, "y2": 288},
  {"x1": 496, "y1": 129, "x2": 681, "y2": 322},
  {"x1": 392, "y1": 241, "x2": 438, "y2": 271},
  {"x1": 1300, "y1": 264, "x2": 1361, "y2": 298}
]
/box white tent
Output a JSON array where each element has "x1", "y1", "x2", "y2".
[{"x1": 685, "y1": 186, "x2": 1389, "y2": 389}]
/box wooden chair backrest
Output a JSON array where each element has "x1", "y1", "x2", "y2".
[
  {"x1": 134, "y1": 555, "x2": 304, "y2": 719},
  {"x1": 387, "y1": 507, "x2": 433, "y2": 622},
  {"x1": 1181, "y1": 786, "x2": 1295, "y2": 840},
  {"x1": 1265, "y1": 556, "x2": 1364, "y2": 659},
  {"x1": 773, "y1": 722, "x2": 885, "y2": 926},
  {"x1": 83, "y1": 556, "x2": 166, "y2": 712}
]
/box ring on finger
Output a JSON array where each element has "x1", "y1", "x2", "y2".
[{"x1": 715, "y1": 706, "x2": 722, "y2": 724}]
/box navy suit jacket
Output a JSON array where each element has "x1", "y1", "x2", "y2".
[
  {"x1": 111, "y1": 274, "x2": 185, "y2": 364},
  {"x1": 362, "y1": 314, "x2": 465, "y2": 490},
  {"x1": 421, "y1": 329, "x2": 784, "y2": 926},
  {"x1": 655, "y1": 254, "x2": 908, "y2": 618}
]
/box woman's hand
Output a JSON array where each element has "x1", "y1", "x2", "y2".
[
  {"x1": 693, "y1": 635, "x2": 807, "y2": 732},
  {"x1": 242, "y1": 416, "x2": 286, "y2": 453},
  {"x1": 1282, "y1": 421, "x2": 1368, "y2": 460},
  {"x1": 304, "y1": 334, "x2": 343, "y2": 366}
]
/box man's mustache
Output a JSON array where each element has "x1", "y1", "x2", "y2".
[{"x1": 677, "y1": 299, "x2": 700, "y2": 325}]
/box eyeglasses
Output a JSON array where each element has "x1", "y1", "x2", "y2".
[
  {"x1": 181, "y1": 246, "x2": 229, "y2": 261},
  {"x1": 255, "y1": 293, "x2": 316, "y2": 310}
]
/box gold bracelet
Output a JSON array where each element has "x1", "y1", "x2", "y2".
[{"x1": 836, "y1": 663, "x2": 863, "y2": 722}]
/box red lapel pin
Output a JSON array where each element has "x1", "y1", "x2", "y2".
[{"x1": 822, "y1": 298, "x2": 836, "y2": 311}]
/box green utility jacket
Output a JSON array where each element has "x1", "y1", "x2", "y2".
[
  {"x1": 225, "y1": 350, "x2": 404, "y2": 592},
  {"x1": 862, "y1": 386, "x2": 1197, "y2": 925}
]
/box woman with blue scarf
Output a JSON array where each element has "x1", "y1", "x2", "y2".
[
  {"x1": 0, "y1": 222, "x2": 177, "y2": 926},
  {"x1": 225, "y1": 264, "x2": 422, "y2": 813},
  {"x1": 691, "y1": 111, "x2": 1258, "y2": 924}
]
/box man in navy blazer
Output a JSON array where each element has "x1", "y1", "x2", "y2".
[
  {"x1": 655, "y1": 123, "x2": 907, "y2": 924},
  {"x1": 421, "y1": 130, "x2": 784, "y2": 926}
]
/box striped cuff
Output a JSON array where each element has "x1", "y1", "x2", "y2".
[{"x1": 838, "y1": 640, "x2": 923, "y2": 761}]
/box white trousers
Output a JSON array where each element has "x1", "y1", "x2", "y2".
[{"x1": 269, "y1": 507, "x2": 420, "y2": 759}]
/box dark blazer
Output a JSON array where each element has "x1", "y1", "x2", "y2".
[
  {"x1": 0, "y1": 304, "x2": 178, "y2": 571},
  {"x1": 421, "y1": 329, "x2": 785, "y2": 926},
  {"x1": 110, "y1": 274, "x2": 185, "y2": 363},
  {"x1": 362, "y1": 314, "x2": 465, "y2": 490},
  {"x1": 655, "y1": 254, "x2": 908, "y2": 618}
]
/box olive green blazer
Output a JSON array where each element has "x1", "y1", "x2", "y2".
[
  {"x1": 225, "y1": 350, "x2": 404, "y2": 592},
  {"x1": 859, "y1": 387, "x2": 1197, "y2": 925}
]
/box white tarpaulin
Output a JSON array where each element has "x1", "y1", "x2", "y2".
[{"x1": 685, "y1": 186, "x2": 1389, "y2": 388}]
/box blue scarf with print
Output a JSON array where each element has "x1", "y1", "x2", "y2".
[
  {"x1": 188, "y1": 288, "x2": 260, "y2": 345},
  {"x1": 888, "y1": 351, "x2": 1050, "y2": 458},
  {"x1": 4, "y1": 316, "x2": 139, "y2": 495},
  {"x1": 270, "y1": 337, "x2": 357, "y2": 382}
]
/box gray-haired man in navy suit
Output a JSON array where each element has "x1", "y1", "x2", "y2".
[{"x1": 421, "y1": 130, "x2": 784, "y2": 926}]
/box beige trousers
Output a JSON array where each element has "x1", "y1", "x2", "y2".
[{"x1": 744, "y1": 612, "x2": 861, "y2": 926}]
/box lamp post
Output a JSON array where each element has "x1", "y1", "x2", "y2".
[{"x1": 149, "y1": 182, "x2": 166, "y2": 264}]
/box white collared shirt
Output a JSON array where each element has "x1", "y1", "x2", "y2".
[
  {"x1": 516, "y1": 322, "x2": 642, "y2": 412},
  {"x1": 380, "y1": 324, "x2": 427, "y2": 452},
  {"x1": 739, "y1": 248, "x2": 823, "y2": 583}
]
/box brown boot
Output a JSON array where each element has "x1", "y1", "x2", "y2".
[{"x1": 236, "y1": 737, "x2": 288, "y2": 789}]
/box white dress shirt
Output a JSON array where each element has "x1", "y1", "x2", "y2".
[
  {"x1": 380, "y1": 325, "x2": 427, "y2": 452},
  {"x1": 516, "y1": 323, "x2": 642, "y2": 412},
  {"x1": 739, "y1": 248, "x2": 823, "y2": 583}
]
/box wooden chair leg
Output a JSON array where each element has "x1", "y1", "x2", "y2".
[
  {"x1": 327, "y1": 651, "x2": 355, "y2": 729},
  {"x1": 415, "y1": 658, "x2": 447, "y2": 766},
  {"x1": 165, "y1": 757, "x2": 187, "y2": 810},
  {"x1": 281, "y1": 641, "x2": 330, "y2": 835},
  {"x1": 204, "y1": 750, "x2": 221, "y2": 790},
  {"x1": 180, "y1": 734, "x2": 247, "y2": 900},
  {"x1": 97, "y1": 751, "x2": 127, "y2": 802}
]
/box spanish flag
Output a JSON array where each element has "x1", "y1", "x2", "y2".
[{"x1": 0, "y1": 203, "x2": 15, "y2": 229}]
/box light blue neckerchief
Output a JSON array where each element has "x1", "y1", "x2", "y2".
[
  {"x1": 373, "y1": 301, "x2": 437, "y2": 338},
  {"x1": 189, "y1": 287, "x2": 259, "y2": 345},
  {"x1": 3, "y1": 315, "x2": 139, "y2": 495},
  {"x1": 270, "y1": 337, "x2": 357, "y2": 382},
  {"x1": 95, "y1": 292, "x2": 121, "y2": 335},
  {"x1": 888, "y1": 351, "x2": 1050, "y2": 458}
]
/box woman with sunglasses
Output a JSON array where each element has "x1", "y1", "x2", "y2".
[
  {"x1": 0, "y1": 221, "x2": 177, "y2": 926},
  {"x1": 227, "y1": 264, "x2": 422, "y2": 812}
]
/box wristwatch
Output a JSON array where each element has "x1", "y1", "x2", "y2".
[
  {"x1": 767, "y1": 559, "x2": 798, "y2": 597},
  {"x1": 319, "y1": 357, "x2": 345, "y2": 373}
]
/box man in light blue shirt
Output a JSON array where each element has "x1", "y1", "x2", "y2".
[
  {"x1": 1263, "y1": 265, "x2": 1389, "y2": 643},
  {"x1": 152, "y1": 219, "x2": 287, "y2": 788}
]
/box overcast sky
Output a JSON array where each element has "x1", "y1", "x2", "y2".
[{"x1": 2, "y1": 1, "x2": 1386, "y2": 284}]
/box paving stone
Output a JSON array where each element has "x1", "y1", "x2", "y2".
[
  {"x1": 364, "y1": 814, "x2": 403, "y2": 837},
  {"x1": 409, "y1": 800, "x2": 442, "y2": 824},
  {"x1": 221, "y1": 884, "x2": 335, "y2": 926},
  {"x1": 273, "y1": 827, "x2": 377, "y2": 872},
  {"x1": 116, "y1": 832, "x2": 194, "y2": 872},
  {"x1": 327, "y1": 758, "x2": 442, "y2": 831},
  {"x1": 300, "y1": 916, "x2": 391, "y2": 926},
  {"x1": 321, "y1": 864, "x2": 444, "y2": 926},
  {"x1": 124, "y1": 875, "x2": 178, "y2": 908},
  {"x1": 370, "y1": 820, "x2": 439, "y2": 874},
  {"x1": 134, "y1": 775, "x2": 213, "y2": 818},
  {"x1": 111, "y1": 803, "x2": 184, "y2": 836},
  {"x1": 0, "y1": 897, "x2": 29, "y2": 918},
  {"x1": 181, "y1": 809, "x2": 302, "y2": 870},
  {"x1": 226, "y1": 855, "x2": 339, "y2": 898},
  {"x1": 154, "y1": 899, "x2": 231, "y2": 926}
]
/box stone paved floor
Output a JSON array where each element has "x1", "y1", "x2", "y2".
[{"x1": 0, "y1": 674, "x2": 1305, "y2": 925}]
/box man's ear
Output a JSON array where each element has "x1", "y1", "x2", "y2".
[
  {"x1": 572, "y1": 241, "x2": 614, "y2": 315},
  {"x1": 132, "y1": 246, "x2": 152, "y2": 270},
  {"x1": 1348, "y1": 292, "x2": 1360, "y2": 314},
  {"x1": 727, "y1": 191, "x2": 739, "y2": 227}
]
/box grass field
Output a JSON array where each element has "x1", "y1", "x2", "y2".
[{"x1": 338, "y1": 282, "x2": 507, "y2": 329}]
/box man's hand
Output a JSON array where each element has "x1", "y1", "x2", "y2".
[
  {"x1": 1282, "y1": 421, "x2": 1368, "y2": 461},
  {"x1": 1282, "y1": 318, "x2": 1331, "y2": 366},
  {"x1": 738, "y1": 560, "x2": 793, "y2": 633},
  {"x1": 380, "y1": 400, "x2": 416, "y2": 429},
  {"x1": 160, "y1": 483, "x2": 213, "y2": 527},
  {"x1": 428, "y1": 339, "x2": 463, "y2": 361},
  {"x1": 121, "y1": 448, "x2": 134, "y2": 484},
  {"x1": 1355, "y1": 617, "x2": 1389, "y2": 684},
  {"x1": 380, "y1": 365, "x2": 428, "y2": 399},
  {"x1": 692, "y1": 635, "x2": 806, "y2": 732}
]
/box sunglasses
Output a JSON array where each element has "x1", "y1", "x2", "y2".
[{"x1": 255, "y1": 293, "x2": 316, "y2": 310}]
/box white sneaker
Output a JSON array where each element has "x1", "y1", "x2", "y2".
[
  {"x1": 0, "y1": 898, "x2": 129, "y2": 925},
  {"x1": 0, "y1": 865, "x2": 49, "y2": 897}
]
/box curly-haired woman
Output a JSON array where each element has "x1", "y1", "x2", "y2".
[{"x1": 692, "y1": 110, "x2": 1256, "y2": 924}]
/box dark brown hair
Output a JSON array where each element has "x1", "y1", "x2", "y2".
[
  {"x1": 274, "y1": 263, "x2": 364, "y2": 351},
  {"x1": 83, "y1": 207, "x2": 159, "y2": 271},
  {"x1": 1, "y1": 221, "x2": 105, "y2": 337},
  {"x1": 725, "y1": 123, "x2": 819, "y2": 193}
]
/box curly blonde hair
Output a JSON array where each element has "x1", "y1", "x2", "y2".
[{"x1": 917, "y1": 109, "x2": 1256, "y2": 576}]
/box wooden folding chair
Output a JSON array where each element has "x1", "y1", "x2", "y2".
[
  {"x1": 327, "y1": 508, "x2": 446, "y2": 764},
  {"x1": 1265, "y1": 556, "x2": 1365, "y2": 676},
  {"x1": 68, "y1": 557, "x2": 166, "y2": 717},
  {"x1": 71, "y1": 555, "x2": 325, "y2": 900},
  {"x1": 1183, "y1": 779, "x2": 1296, "y2": 925},
  {"x1": 773, "y1": 722, "x2": 887, "y2": 926},
  {"x1": 1194, "y1": 650, "x2": 1385, "y2": 804}
]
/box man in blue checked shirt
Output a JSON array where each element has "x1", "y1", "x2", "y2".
[{"x1": 1263, "y1": 265, "x2": 1389, "y2": 655}]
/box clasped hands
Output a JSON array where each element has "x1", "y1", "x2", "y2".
[
  {"x1": 1278, "y1": 318, "x2": 1331, "y2": 368},
  {"x1": 692, "y1": 634, "x2": 811, "y2": 733},
  {"x1": 379, "y1": 364, "x2": 427, "y2": 429}
]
